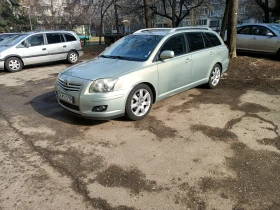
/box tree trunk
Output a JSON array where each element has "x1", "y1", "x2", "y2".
[
  {"x1": 172, "y1": 0, "x2": 176, "y2": 27},
  {"x1": 144, "y1": 0, "x2": 152, "y2": 28},
  {"x1": 220, "y1": 0, "x2": 230, "y2": 40},
  {"x1": 99, "y1": 16, "x2": 103, "y2": 45},
  {"x1": 114, "y1": 0, "x2": 119, "y2": 39},
  {"x1": 227, "y1": 0, "x2": 239, "y2": 58},
  {"x1": 264, "y1": 0, "x2": 270, "y2": 22}
]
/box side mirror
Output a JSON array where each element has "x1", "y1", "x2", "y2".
[
  {"x1": 266, "y1": 32, "x2": 274, "y2": 37},
  {"x1": 160, "y1": 50, "x2": 175, "y2": 60}
]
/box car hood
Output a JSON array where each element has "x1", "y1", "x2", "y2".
[
  {"x1": 0, "y1": 46, "x2": 11, "y2": 51},
  {"x1": 61, "y1": 57, "x2": 143, "y2": 80}
]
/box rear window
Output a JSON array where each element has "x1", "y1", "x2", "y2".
[
  {"x1": 205, "y1": 33, "x2": 221, "y2": 46},
  {"x1": 46, "y1": 33, "x2": 64, "y2": 44},
  {"x1": 186, "y1": 33, "x2": 205, "y2": 52},
  {"x1": 64, "y1": 33, "x2": 77, "y2": 42}
]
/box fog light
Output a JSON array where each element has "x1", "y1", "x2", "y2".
[{"x1": 92, "y1": 105, "x2": 108, "y2": 112}]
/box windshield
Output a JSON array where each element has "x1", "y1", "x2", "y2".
[
  {"x1": 270, "y1": 25, "x2": 280, "y2": 35},
  {"x1": 101, "y1": 35, "x2": 163, "y2": 61},
  {"x1": 0, "y1": 34, "x2": 28, "y2": 46}
]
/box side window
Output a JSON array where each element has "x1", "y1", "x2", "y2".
[
  {"x1": 26, "y1": 34, "x2": 44, "y2": 47},
  {"x1": 186, "y1": 33, "x2": 205, "y2": 52},
  {"x1": 252, "y1": 26, "x2": 273, "y2": 36},
  {"x1": 205, "y1": 33, "x2": 222, "y2": 47},
  {"x1": 237, "y1": 26, "x2": 251, "y2": 35},
  {"x1": 160, "y1": 35, "x2": 186, "y2": 56},
  {"x1": 202, "y1": 33, "x2": 212, "y2": 48},
  {"x1": 46, "y1": 33, "x2": 64, "y2": 44},
  {"x1": 64, "y1": 33, "x2": 77, "y2": 42}
]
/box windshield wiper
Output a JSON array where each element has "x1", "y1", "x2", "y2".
[{"x1": 100, "y1": 55, "x2": 131, "y2": 60}]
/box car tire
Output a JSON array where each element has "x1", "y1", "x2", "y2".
[
  {"x1": 5, "y1": 57, "x2": 23, "y2": 72},
  {"x1": 67, "y1": 51, "x2": 79, "y2": 64},
  {"x1": 125, "y1": 84, "x2": 153, "y2": 121},
  {"x1": 207, "y1": 64, "x2": 221, "y2": 89}
]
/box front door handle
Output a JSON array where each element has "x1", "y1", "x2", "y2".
[
  {"x1": 210, "y1": 52, "x2": 214, "y2": 56},
  {"x1": 185, "y1": 58, "x2": 191, "y2": 63},
  {"x1": 63, "y1": 45, "x2": 66, "y2": 48},
  {"x1": 252, "y1": 37, "x2": 256, "y2": 40},
  {"x1": 42, "y1": 48, "x2": 46, "y2": 51}
]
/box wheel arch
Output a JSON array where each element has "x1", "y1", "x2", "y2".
[
  {"x1": 4, "y1": 55, "x2": 24, "y2": 66},
  {"x1": 141, "y1": 82, "x2": 157, "y2": 104}
]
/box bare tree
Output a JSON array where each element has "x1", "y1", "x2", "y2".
[
  {"x1": 227, "y1": 0, "x2": 239, "y2": 58},
  {"x1": 220, "y1": 0, "x2": 229, "y2": 40},
  {"x1": 97, "y1": 0, "x2": 114, "y2": 44},
  {"x1": 254, "y1": 0, "x2": 280, "y2": 22},
  {"x1": 144, "y1": 0, "x2": 152, "y2": 27},
  {"x1": 149, "y1": 0, "x2": 205, "y2": 27}
]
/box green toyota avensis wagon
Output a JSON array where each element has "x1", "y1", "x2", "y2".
[{"x1": 55, "y1": 27, "x2": 229, "y2": 121}]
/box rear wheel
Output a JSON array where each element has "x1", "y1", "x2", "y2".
[
  {"x1": 125, "y1": 84, "x2": 153, "y2": 121},
  {"x1": 67, "y1": 51, "x2": 79, "y2": 64},
  {"x1": 207, "y1": 64, "x2": 221, "y2": 89},
  {"x1": 5, "y1": 57, "x2": 23, "y2": 72}
]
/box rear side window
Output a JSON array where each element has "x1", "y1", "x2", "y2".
[
  {"x1": 202, "y1": 33, "x2": 212, "y2": 48},
  {"x1": 186, "y1": 33, "x2": 205, "y2": 52},
  {"x1": 205, "y1": 33, "x2": 221, "y2": 46},
  {"x1": 64, "y1": 33, "x2": 77, "y2": 42},
  {"x1": 237, "y1": 26, "x2": 251, "y2": 35},
  {"x1": 46, "y1": 33, "x2": 64, "y2": 44}
]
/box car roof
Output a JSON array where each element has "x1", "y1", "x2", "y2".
[
  {"x1": 133, "y1": 27, "x2": 213, "y2": 36},
  {"x1": 239, "y1": 23, "x2": 280, "y2": 27}
]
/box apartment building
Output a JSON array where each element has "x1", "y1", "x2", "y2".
[{"x1": 155, "y1": 0, "x2": 264, "y2": 31}]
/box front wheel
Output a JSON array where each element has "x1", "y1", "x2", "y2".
[
  {"x1": 67, "y1": 51, "x2": 79, "y2": 64},
  {"x1": 5, "y1": 57, "x2": 23, "y2": 72},
  {"x1": 207, "y1": 64, "x2": 221, "y2": 89},
  {"x1": 125, "y1": 84, "x2": 153, "y2": 121}
]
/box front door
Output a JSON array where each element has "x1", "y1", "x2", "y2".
[
  {"x1": 157, "y1": 34, "x2": 192, "y2": 99},
  {"x1": 19, "y1": 34, "x2": 49, "y2": 65},
  {"x1": 249, "y1": 26, "x2": 278, "y2": 53}
]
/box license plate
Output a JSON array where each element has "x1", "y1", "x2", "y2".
[{"x1": 57, "y1": 91, "x2": 73, "y2": 104}]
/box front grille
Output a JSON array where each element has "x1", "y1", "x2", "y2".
[
  {"x1": 59, "y1": 100, "x2": 80, "y2": 111},
  {"x1": 57, "y1": 78, "x2": 82, "y2": 92}
]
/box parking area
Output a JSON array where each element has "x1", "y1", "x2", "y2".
[{"x1": 0, "y1": 56, "x2": 280, "y2": 210}]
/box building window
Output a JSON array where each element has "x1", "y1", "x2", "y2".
[{"x1": 209, "y1": 20, "x2": 220, "y2": 27}]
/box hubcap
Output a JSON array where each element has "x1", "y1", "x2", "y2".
[
  {"x1": 211, "y1": 67, "x2": 220, "y2": 86},
  {"x1": 9, "y1": 60, "x2": 20, "y2": 71},
  {"x1": 131, "y1": 89, "x2": 151, "y2": 117},
  {"x1": 70, "y1": 53, "x2": 78, "y2": 62}
]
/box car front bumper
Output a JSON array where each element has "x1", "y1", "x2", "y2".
[{"x1": 55, "y1": 84, "x2": 131, "y2": 120}]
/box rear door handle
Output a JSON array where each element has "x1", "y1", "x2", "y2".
[
  {"x1": 210, "y1": 52, "x2": 214, "y2": 56},
  {"x1": 252, "y1": 37, "x2": 256, "y2": 40},
  {"x1": 42, "y1": 48, "x2": 46, "y2": 51},
  {"x1": 63, "y1": 45, "x2": 66, "y2": 48},
  {"x1": 185, "y1": 58, "x2": 191, "y2": 63}
]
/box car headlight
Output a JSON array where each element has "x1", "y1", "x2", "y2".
[{"x1": 89, "y1": 78, "x2": 118, "y2": 93}]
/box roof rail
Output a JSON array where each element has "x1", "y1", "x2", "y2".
[
  {"x1": 133, "y1": 28, "x2": 172, "y2": 34},
  {"x1": 169, "y1": 27, "x2": 212, "y2": 33}
]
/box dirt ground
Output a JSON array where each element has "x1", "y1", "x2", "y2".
[{"x1": 0, "y1": 51, "x2": 280, "y2": 210}]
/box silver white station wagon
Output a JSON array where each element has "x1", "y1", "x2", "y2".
[{"x1": 55, "y1": 27, "x2": 229, "y2": 120}]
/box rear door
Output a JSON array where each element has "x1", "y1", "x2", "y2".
[
  {"x1": 236, "y1": 26, "x2": 252, "y2": 50},
  {"x1": 185, "y1": 32, "x2": 214, "y2": 83},
  {"x1": 249, "y1": 26, "x2": 278, "y2": 53},
  {"x1": 46, "y1": 33, "x2": 67, "y2": 61}
]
